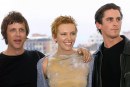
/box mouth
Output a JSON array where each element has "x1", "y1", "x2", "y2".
[
  {"x1": 64, "y1": 42, "x2": 73, "y2": 46},
  {"x1": 112, "y1": 28, "x2": 119, "y2": 30},
  {"x1": 111, "y1": 29, "x2": 119, "y2": 31},
  {"x1": 112, "y1": 28, "x2": 118, "y2": 30},
  {"x1": 14, "y1": 39, "x2": 22, "y2": 44}
]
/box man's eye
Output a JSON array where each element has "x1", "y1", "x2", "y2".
[
  {"x1": 10, "y1": 29, "x2": 16, "y2": 32},
  {"x1": 117, "y1": 18, "x2": 121, "y2": 21},
  {"x1": 20, "y1": 29, "x2": 26, "y2": 32},
  {"x1": 107, "y1": 18, "x2": 113, "y2": 22}
]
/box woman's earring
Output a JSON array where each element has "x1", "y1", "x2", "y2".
[
  {"x1": 54, "y1": 39, "x2": 57, "y2": 43},
  {"x1": 55, "y1": 40, "x2": 57, "y2": 43}
]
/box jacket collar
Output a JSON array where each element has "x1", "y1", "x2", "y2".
[
  {"x1": 121, "y1": 35, "x2": 130, "y2": 55},
  {"x1": 94, "y1": 35, "x2": 130, "y2": 55},
  {"x1": 93, "y1": 43, "x2": 103, "y2": 55}
]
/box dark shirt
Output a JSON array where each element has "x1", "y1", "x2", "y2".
[
  {"x1": 0, "y1": 50, "x2": 45, "y2": 87},
  {"x1": 101, "y1": 39, "x2": 125, "y2": 87}
]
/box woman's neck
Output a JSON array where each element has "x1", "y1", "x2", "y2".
[{"x1": 56, "y1": 49, "x2": 76, "y2": 55}]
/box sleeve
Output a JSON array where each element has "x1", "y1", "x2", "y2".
[
  {"x1": 37, "y1": 58, "x2": 49, "y2": 87},
  {"x1": 35, "y1": 50, "x2": 45, "y2": 59},
  {"x1": 87, "y1": 56, "x2": 94, "y2": 87}
]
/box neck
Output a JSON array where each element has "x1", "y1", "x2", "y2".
[
  {"x1": 103, "y1": 36, "x2": 123, "y2": 48},
  {"x1": 3, "y1": 48, "x2": 25, "y2": 56},
  {"x1": 57, "y1": 49, "x2": 76, "y2": 55}
]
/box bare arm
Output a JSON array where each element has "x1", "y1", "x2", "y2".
[{"x1": 42, "y1": 57, "x2": 48, "y2": 78}]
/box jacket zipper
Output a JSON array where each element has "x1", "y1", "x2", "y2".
[
  {"x1": 99, "y1": 52, "x2": 103, "y2": 87},
  {"x1": 120, "y1": 54, "x2": 126, "y2": 87},
  {"x1": 124, "y1": 72, "x2": 130, "y2": 78}
]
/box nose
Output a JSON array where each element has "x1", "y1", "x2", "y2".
[
  {"x1": 16, "y1": 30, "x2": 20, "y2": 36},
  {"x1": 67, "y1": 34, "x2": 72, "y2": 40},
  {"x1": 113, "y1": 19, "x2": 119, "y2": 25}
]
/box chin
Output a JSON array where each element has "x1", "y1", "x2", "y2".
[
  {"x1": 64, "y1": 48, "x2": 73, "y2": 51},
  {"x1": 14, "y1": 46, "x2": 23, "y2": 50},
  {"x1": 111, "y1": 35, "x2": 119, "y2": 39}
]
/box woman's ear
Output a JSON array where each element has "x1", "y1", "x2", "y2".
[
  {"x1": 54, "y1": 39, "x2": 57, "y2": 43},
  {"x1": 52, "y1": 34, "x2": 57, "y2": 43}
]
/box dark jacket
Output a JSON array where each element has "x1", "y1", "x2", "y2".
[{"x1": 92, "y1": 35, "x2": 130, "y2": 87}]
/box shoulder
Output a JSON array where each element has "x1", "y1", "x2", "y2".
[
  {"x1": 37, "y1": 57, "x2": 48, "y2": 77},
  {"x1": 42, "y1": 57, "x2": 48, "y2": 71},
  {"x1": 37, "y1": 57, "x2": 49, "y2": 87},
  {"x1": 26, "y1": 50, "x2": 45, "y2": 59},
  {"x1": 37, "y1": 57, "x2": 48, "y2": 68}
]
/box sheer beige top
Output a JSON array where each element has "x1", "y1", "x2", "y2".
[{"x1": 47, "y1": 53, "x2": 89, "y2": 87}]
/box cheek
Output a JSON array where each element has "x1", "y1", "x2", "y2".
[
  {"x1": 6, "y1": 33, "x2": 12, "y2": 40},
  {"x1": 57, "y1": 36, "x2": 65, "y2": 41},
  {"x1": 22, "y1": 34, "x2": 27, "y2": 40},
  {"x1": 72, "y1": 36, "x2": 76, "y2": 40}
]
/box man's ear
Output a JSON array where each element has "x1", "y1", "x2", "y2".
[{"x1": 96, "y1": 22, "x2": 102, "y2": 30}]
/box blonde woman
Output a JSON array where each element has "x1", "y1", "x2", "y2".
[{"x1": 37, "y1": 16, "x2": 91, "y2": 87}]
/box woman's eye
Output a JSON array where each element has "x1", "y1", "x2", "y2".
[
  {"x1": 72, "y1": 32, "x2": 76, "y2": 35},
  {"x1": 61, "y1": 33, "x2": 66, "y2": 35}
]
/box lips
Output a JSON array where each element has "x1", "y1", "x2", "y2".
[
  {"x1": 14, "y1": 39, "x2": 22, "y2": 44},
  {"x1": 113, "y1": 29, "x2": 118, "y2": 30},
  {"x1": 64, "y1": 42, "x2": 72, "y2": 46}
]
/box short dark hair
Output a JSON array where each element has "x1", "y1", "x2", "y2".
[
  {"x1": 1, "y1": 11, "x2": 29, "y2": 44},
  {"x1": 95, "y1": 3, "x2": 123, "y2": 34}
]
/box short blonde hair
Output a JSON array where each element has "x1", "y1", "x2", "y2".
[{"x1": 51, "y1": 15, "x2": 77, "y2": 38}]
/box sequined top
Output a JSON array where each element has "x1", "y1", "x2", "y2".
[{"x1": 47, "y1": 53, "x2": 89, "y2": 87}]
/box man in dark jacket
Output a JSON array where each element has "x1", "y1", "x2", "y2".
[{"x1": 92, "y1": 3, "x2": 130, "y2": 87}]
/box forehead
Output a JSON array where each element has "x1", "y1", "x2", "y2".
[
  {"x1": 7, "y1": 22, "x2": 25, "y2": 28},
  {"x1": 103, "y1": 9, "x2": 121, "y2": 18},
  {"x1": 58, "y1": 24, "x2": 76, "y2": 32}
]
